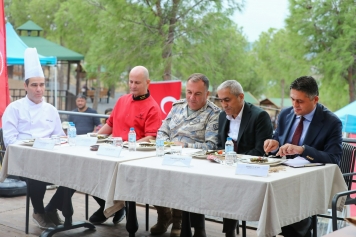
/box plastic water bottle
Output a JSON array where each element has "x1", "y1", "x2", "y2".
[
  {"x1": 68, "y1": 122, "x2": 77, "y2": 146},
  {"x1": 128, "y1": 127, "x2": 136, "y2": 152},
  {"x1": 156, "y1": 131, "x2": 165, "y2": 157},
  {"x1": 225, "y1": 137, "x2": 234, "y2": 154}
]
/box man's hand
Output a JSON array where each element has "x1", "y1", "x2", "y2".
[
  {"x1": 264, "y1": 139, "x2": 279, "y2": 153},
  {"x1": 276, "y1": 143, "x2": 304, "y2": 157}
]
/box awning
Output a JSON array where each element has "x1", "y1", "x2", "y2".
[{"x1": 6, "y1": 22, "x2": 56, "y2": 65}]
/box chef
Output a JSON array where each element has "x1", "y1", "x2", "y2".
[{"x1": 2, "y1": 48, "x2": 72, "y2": 229}]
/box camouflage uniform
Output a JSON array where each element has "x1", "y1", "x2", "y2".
[{"x1": 159, "y1": 99, "x2": 220, "y2": 150}]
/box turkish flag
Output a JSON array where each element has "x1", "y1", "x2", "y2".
[
  {"x1": 0, "y1": 0, "x2": 9, "y2": 128},
  {"x1": 150, "y1": 81, "x2": 182, "y2": 120}
]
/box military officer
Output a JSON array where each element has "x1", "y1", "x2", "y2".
[{"x1": 150, "y1": 73, "x2": 220, "y2": 237}]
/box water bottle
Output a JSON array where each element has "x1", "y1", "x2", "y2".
[
  {"x1": 156, "y1": 131, "x2": 165, "y2": 157},
  {"x1": 128, "y1": 127, "x2": 136, "y2": 152},
  {"x1": 225, "y1": 137, "x2": 234, "y2": 154},
  {"x1": 68, "y1": 122, "x2": 77, "y2": 146}
]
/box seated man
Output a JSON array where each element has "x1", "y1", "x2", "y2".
[
  {"x1": 264, "y1": 76, "x2": 342, "y2": 237},
  {"x1": 68, "y1": 94, "x2": 101, "y2": 135},
  {"x1": 89, "y1": 65, "x2": 162, "y2": 224},
  {"x1": 2, "y1": 48, "x2": 72, "y2": 229},
  {"x1": 151, "y1": 73, "x2": 220, "y2": 237},
  {"x1": 216, "y1": 80, "x2": 273, "y2": 237}
]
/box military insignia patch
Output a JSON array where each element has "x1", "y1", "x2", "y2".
[{"x1": 213, "y1": 124, "x2": 218, "y2": 130}]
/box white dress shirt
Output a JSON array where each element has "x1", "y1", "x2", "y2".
[
  {"x1": 226, "y1": 103, "x2": 244, "y2": 141},
  {"x1": 2, "y1": 96, "x2": 65, "y2": 147}
]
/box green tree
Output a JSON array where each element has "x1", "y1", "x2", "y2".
[
  {"x1": 174, "y1": 12, "x2": 258, "y2": 94},
  {"x1": 6, "y1": 0, "x2": 249, "y2": 91},
  {"x1": 79, "y1": 0, "x2": 244, "y2": 80},
  {"x1": 252, "y1": 28, "x2": 311, "y2": 105},
  {"x1": 286, "y1": 0, "x2": 356, "y2": 110}
]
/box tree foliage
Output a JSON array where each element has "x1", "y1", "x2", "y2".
[
  {"x1": 252, "y1": 28, "x2": 311, "y2": 102},
  {"x1": 286, "y1": 0, "x2": 356, "y2": 110},
  {"x1": 6, "y1": 0, "x2": 256, "y2": 95},
  {"x1": 175, "y1": 12, "x2": 260, "y2": 94}
]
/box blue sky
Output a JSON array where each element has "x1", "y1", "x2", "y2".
[{"x1": 233, "y1": 0, "x2": 290, "y2": 42}]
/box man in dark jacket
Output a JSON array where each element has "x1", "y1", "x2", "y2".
[{"x1": 217, "y1": 80, "x2": 273, "y2": 237}]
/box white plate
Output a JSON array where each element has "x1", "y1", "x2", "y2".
[
  {"x1": 96, "y1": 138, "x2": 111, "y2": 143},
  {"x1": 240, "y1": 157, "x2": 284, "y2": 165},
  {"x1": 123, "y1": 143, "x2": 156, "y2": 151},
  {"x1": 21, "y1": 140, "x2": 34, "y2": 146},
  {"x1": 190, "y1": 151, "x2": 225, "y2": 159}
]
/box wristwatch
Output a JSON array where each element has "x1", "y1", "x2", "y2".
[{"x1": 301, "y1": 145, "x2": 305, "y2": 153}]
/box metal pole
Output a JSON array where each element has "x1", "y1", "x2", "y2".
[{"x1": 54, "y1": 65, "x2": 58, "y2": 109}]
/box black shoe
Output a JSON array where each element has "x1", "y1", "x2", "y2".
[
  {"x1": 89, "y1": 208, "x2": 108, "y2": 225},
  {"x1": 113, "y1": 207, "x2": 126, "y2": 224}
]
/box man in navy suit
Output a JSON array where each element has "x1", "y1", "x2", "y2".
[
  {"x1": 264, "y1": 76, "x2": 342, "y2": 237},
  {"x1": 217, "y1": 80, "x2": 273, "y2": 237}
]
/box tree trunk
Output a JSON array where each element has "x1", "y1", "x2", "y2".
[
  {"x1": 93, "y1": 66, "x2": 100, "y2": 111},
  {"x1": 161, "y1": 0, "x2": 180, "y2": 80},
  {"x1": 280, "y1": 79, "x2": 285, "y2": 108},
  {"x1": 347, "y1": 66, "x2": 356, "y2": 103}
]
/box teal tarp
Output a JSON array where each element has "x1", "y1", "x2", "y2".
[
  {"x1": 6, "y1": 22, "x2": 56, "y2": 65},
  {"x1": 334, "y1": 101, "x2": 356, "y2": 133}
]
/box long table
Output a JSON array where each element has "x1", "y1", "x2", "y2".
[
  {"x1": 0, "y1": 145, "x2": 349, "y2": 237},
  {"x1": 0, "y1": 143, "x2": 159, "y2": 216},
  {"x1": 115, "y1": 157, "x2": 348, "y2": 237},
  {"x1": 0, "y1": 143, "x2": 159, "y2": 236}
]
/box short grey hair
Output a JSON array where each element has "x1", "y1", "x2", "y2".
[
  {"x1": 216, "y1": 80, "x2": 244, "y2": 97},
  {"x1": 187, "y1": 73, "x2": 209, "y2": 91}
]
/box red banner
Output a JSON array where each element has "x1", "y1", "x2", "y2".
[
  {"x1": 0, "y1": 0, "x2": 9, "y2": 127},
  {"x1": 149, "y1": 81, "x2": 182, "y2": 120}
]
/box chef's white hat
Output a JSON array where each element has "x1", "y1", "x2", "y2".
[{"x1": 24, "y1": 48, "x2": 44, "y2": 81}]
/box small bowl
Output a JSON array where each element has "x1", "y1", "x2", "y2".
[{"x1": 90, "y1": 145, "x2": 99, "y2": 151}]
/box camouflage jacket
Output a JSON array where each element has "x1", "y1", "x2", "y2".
[{"x1": 159, "y1": 99, "x2": 220, "y2": 150}]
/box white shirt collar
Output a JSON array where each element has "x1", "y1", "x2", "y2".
[{"x1": 226, "y1": 103, "x2": 244, "y2": 121}]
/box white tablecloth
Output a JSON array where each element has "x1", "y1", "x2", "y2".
[
  {"x1": 115, "y1": 157, "x2": 347, "y2": 237},
  {"x1": 0, "y1": 144, "x2": 157, "y2": 216}
]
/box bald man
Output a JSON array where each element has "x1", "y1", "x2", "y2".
[{"x1": 89, "y1": 66, "x2": 162, "y2": 224}]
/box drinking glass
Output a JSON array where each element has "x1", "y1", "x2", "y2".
[
  {"x1": 225, "y1": 151, "x2": 236, "y2": 166},
  {"x1": 112, "y1": 137, "x2": 123, "y2": 147},
  {"x1": 171, "y1": 144, "x2": 182, "y2": 155},
  {"x1": 51, "y1": 135, "x2": 61, "y2": 145}
]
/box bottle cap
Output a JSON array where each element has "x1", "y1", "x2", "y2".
[
  {"x1": 130, "y1": 127, "x2": 134, "y2": 130},
  {"x1": 227, "y1": 137, "x2": 232, "y2": 141}
]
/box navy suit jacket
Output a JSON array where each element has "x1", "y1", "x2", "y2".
[
  {"x1": 218, "y1": 102, "x2": 273, "y2": 156},
  {"x1": 273, "y1": 103, "x2": 342, "y2": 164}
]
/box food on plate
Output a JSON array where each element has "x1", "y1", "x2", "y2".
[
  {"x1": 213, "y1": 150, "x2": 225, "y2": 156},
  {"x1": 139, "y1": 142, "x2": 156, "y2": 147},
  {"x1": 97, "y1": 134, "x2": 108, "y2": 140},
  {"x1": 250, "y1": 157, "x2": 268, "y2": 163}
]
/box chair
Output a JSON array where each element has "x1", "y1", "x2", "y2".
[
  {"x1": 0, "y1": 129, "x2": 27, "y2": 196},
  {"x1": 0, "y1": 128, "x2": 5, "y2": 164},
  {"x1": 317, "y1": 142, "x2": 356, "y2": 232}
]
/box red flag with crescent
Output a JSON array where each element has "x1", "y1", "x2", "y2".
[
  {"x1": 0, "y1": 0, "x2": 9, "y2": 127},
  {"x1": 149, "y1": 81, "x2": 182, "y2": 120}
]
